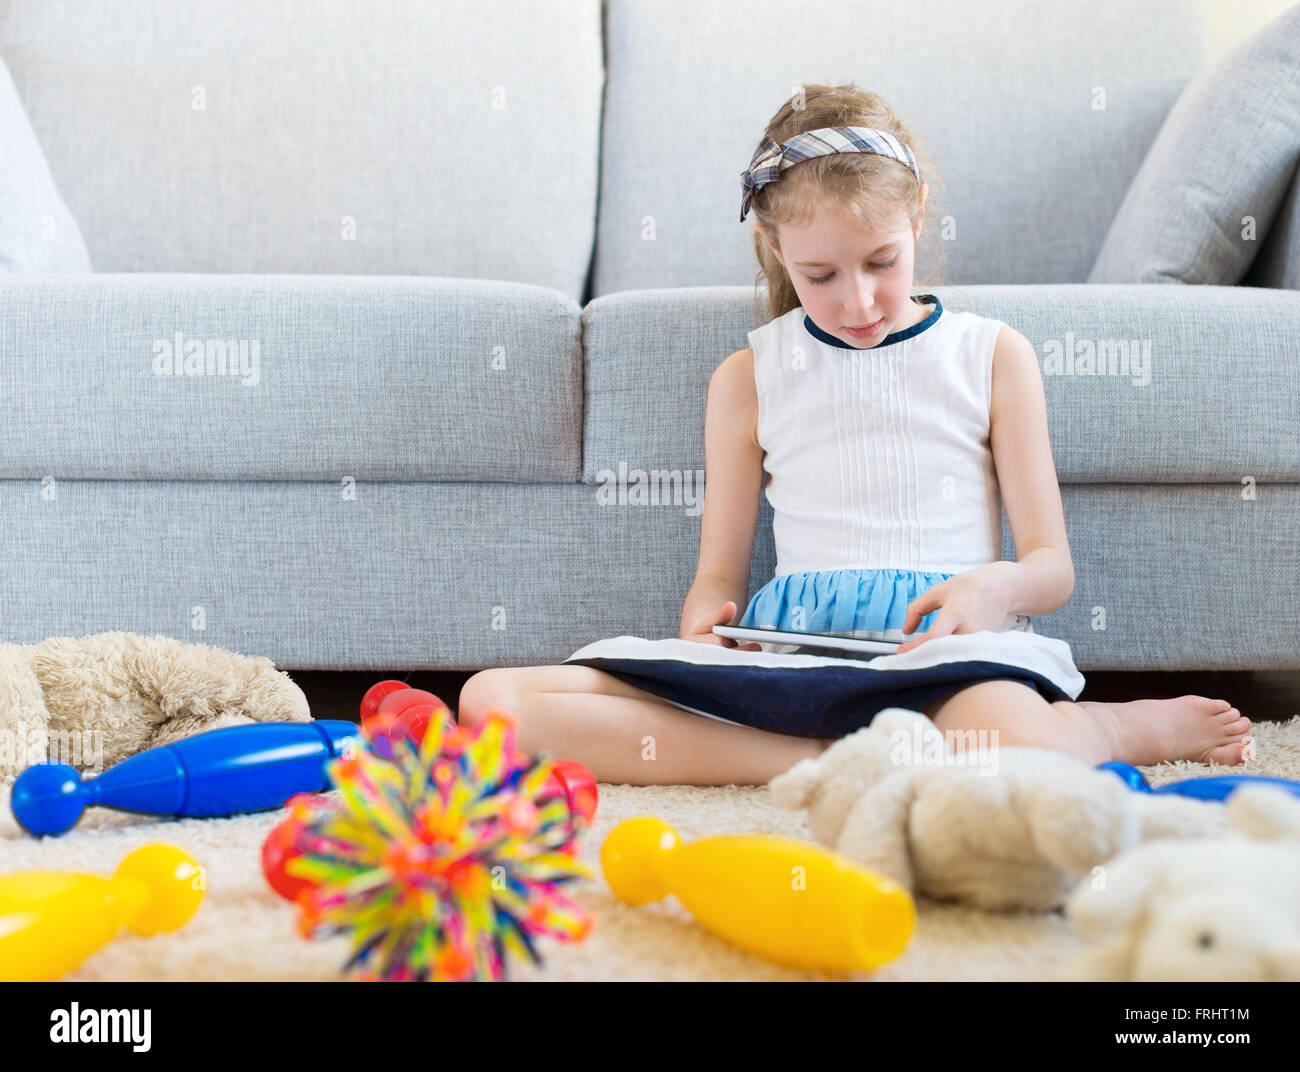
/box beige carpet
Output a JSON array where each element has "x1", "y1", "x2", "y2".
[{"x1": 3, "y1": 715, "x2": 1298, "y2": 982}]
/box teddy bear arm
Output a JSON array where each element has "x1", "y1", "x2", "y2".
[
  {"x1": 124, "y1": 633, "x2": 310, "y2": 727},
  {"x1": 832, "y1": 770, "x2": 922, "y2": 893}
]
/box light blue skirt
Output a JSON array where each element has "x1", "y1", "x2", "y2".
[{"x1": 737, "y1": 566, "x2": 961, "y2": 639}]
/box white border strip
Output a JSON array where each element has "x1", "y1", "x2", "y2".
[{"x1": 565, "y1": 632, "x2": 1085, "y2": 700}]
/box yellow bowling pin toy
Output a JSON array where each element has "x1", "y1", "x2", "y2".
[
  {"x1": 601, "y1": 817, "x2": 914, "y2": 974},
  {"x1": 0, "y1": 843, "x2": 204, "y2": 981}
]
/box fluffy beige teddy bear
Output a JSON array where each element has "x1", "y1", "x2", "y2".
[
  {"x1": 0, "y1": 631, "x2": 311, "y2": 782},
  {"x1": 768, "y1": 707, "x2": 1236, "y2": 912},
  {"x1": 1064, "y1": 783, "x2": 1300, "y2": 980}
]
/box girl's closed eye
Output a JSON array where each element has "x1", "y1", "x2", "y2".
[{"x1": 807, "y1": 258, "x2": 897, "y2": 284}]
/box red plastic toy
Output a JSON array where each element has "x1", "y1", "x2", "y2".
[{"x1": 359, "y1": 681, "x2": 597, "y2": 821}]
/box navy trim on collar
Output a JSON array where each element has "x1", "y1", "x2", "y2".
[{"x1": 803, "y1": 294, "x2": 943, "y2": 350}]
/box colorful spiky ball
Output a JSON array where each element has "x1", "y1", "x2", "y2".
[{"x1": 286, "y1": 709, "x2": 594, "y2": 981}]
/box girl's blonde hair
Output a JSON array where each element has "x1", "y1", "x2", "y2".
[{"x1": 748, "y1": 83, "x2": 948, "y2": 324}]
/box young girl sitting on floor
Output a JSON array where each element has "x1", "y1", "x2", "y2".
[{"x1": 459, "y1": 83, "x2": 1252, "y2": 785}]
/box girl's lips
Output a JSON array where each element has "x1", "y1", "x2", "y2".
[{"x1": 845, "y1": 318, "x2": 883, "y2": 338}]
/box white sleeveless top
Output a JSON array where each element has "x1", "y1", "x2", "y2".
[{"x1": 736, "y1": 294, "x2": 1029, "y2": 639}]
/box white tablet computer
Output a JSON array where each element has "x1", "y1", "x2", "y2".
[{"x1": 713, "y1": 624, "x2": 902, "y2": 655}]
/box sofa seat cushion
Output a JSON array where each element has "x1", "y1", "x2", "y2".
[
  {"x1": 583, "y1": 284, "x2": 1300, "y2": 485},
  {"x1": 0, "y1": 275, "x2": 583, "y2": 481}
]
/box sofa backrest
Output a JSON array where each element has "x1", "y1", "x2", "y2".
[
  {"x1": 0, "y1": 0, "x2": 604, "y2": 299},
  {"x1": 0, "y1": 0, "x2": 1207, "y2": 299},
  {"x1": 594, "y1": 0, "x2": 1208, "y2": 295}
]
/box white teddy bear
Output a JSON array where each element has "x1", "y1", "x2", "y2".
[
  {"x1": 769, "y1": 707, "x2": 1237, "y2": 912},
  {"x1": 1064, "y1": 783, "x2": 1300, "y2": 981}
]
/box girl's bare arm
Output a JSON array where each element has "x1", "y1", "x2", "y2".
[
  {"x1": 679, "y1": 348, "x2": 766, "y2": 643},
  {"x1": 989, "y1": 325, "x2": 1076, "y2": 615}
]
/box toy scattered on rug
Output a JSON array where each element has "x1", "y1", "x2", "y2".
[
  {"x1": 0, "y1": 630, "x2": 311, "y2": 782},
  {"x1": 261, "y1": 681, "x2": 598, "y2": 903},
  {"x1": 602, "y1": 816, "x2": 914, "y2": 974},
  {"x1": 769, "y1": 708, "x2": 1237, "y2": 912},
  {"x1": 10, "y1": 719, "x2": 361, "y2": 836},
  {"x1": 358, "y1": 679, "x2": 446, "y2": 758},
  {"x1": 355, "y1": 681, "x2": 597, "y2": 818},
  {"x1": 1099, "y1": 760, "x2": 1300, "y2": 801},
  {"x1": 1065, "y1": 784, "x2": 1300, "y2": 981},
  {"x1": 262, "y1": 792, "x2": 341, "y2": 902},
  {"x1": 272, "y1": 697, "x2": 595, "y2": 982},
  {"x1": 0, "y1": 843, "x2": 204, "y2": 981}
]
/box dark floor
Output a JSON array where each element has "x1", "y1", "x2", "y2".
[{"x1": 285, "y1": 668, "x2": 1300, "y2": 725}]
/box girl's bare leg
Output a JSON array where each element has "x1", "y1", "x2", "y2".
[
  {"x1": 458, "y1": 665, "x2": 830, "y2": 786},
  {"x1": 920, "y1": 679, "x2": 1253, "y2": 766}
]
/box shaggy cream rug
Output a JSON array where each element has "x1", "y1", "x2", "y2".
[{"x1": 3, "y1": 716, "x2": 1298, "y2": 982}]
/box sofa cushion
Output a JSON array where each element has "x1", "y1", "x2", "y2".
[
  {"x1": 1243, "y1": 164, "x2": 1300, "y2": 290},
  {"x1": 1, "y1": 479, "x2": 1293, "y2": 671},
  {"x1": 0, "y1": 275, "x2": 583, "y2": 482},
  {"x1": 0, "y1": 0, "x2": 603, "y2": 299},
  {"x1": 0, "y1": 55, "x2": 90, "y2": 273},
  {"x1": 595, "y1": 0, "x2": 1204, "y2": 294},
  {"x1": 1088, "y1": 4, "x2": 1300, "y2": 285},
  {"x1": 583, "y1": 284, "x2": 1300, "y2": 486}
]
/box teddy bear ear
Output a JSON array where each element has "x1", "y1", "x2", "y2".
[
  {"x1": 872, "y1": 706, "x2": 940, "y2": 737},
  {"x1": 869, "y1": 707, "x2": 946, "y2": 758},
  {"x1": 768, "y1": 756, "x2": 823, "y2": 809},
  {"x1": 1226, "y1": 784, "x2": 1300, "y2": 841}
]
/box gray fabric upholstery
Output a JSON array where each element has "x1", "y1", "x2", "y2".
[
  {"x1": 0, "y1": 275, "x2": 583, "y2": 481},
  {"x1": 595, "y1": 0, "x2": 1205, "y2": 295},
  {"x1": 1244, "y1": 164, "x2": 1300, "y2": 290},
  {"x1": 1088, "y1": 4, "x2": 1300, "y2": 285},
  {"x1": 1, "y1": 478, "x2": 1296, "y2": 671},
  {"x1": 3, "y1": 0, "x2": 1297, "y2": 674},
  {"x1": 584, "y1": 285, "x2": 1300, "y2": 484},
  {"x1": 0, "y1": 0, "x2": 604, "y2": 299},
  {"x1": 0, "y1": 52, "x2": 90, "y2": 273}
]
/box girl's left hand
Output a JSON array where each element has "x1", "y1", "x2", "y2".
[{"x1": 895, "y1": 564, "x2": 1016, "y2": 654}]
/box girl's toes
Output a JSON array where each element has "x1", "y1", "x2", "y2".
[
  {"x1": 1224, "y1": 715, "x2": 1251, "y2": 736},
  {"x1": 1201, "y1": 737, "x2": 1249, "y2": 766}
]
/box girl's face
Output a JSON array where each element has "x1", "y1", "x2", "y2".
[{"x1": 758, "y1": 191, "x2": 927, "y2": 348}]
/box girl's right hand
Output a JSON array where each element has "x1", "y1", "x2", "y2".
[{"x1": 682, "y1": 600, "x2": 762, "y2": 650}]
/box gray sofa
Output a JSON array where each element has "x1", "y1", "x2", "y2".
[{"x1": 1, "y1": 0, "x2": 1297, "y2": 672}]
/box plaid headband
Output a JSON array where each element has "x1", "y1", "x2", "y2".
[{"x1": 739, "y1": 125, "x2": 920, "y2": 222}]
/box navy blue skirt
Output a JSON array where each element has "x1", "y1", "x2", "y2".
[{"x1": 561, "y1": 633, "x2": 1085, "y2": 739}]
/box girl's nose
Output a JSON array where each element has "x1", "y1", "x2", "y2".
[{"x1": 845, "y1": 274, "x2": 875, "y2": 316}]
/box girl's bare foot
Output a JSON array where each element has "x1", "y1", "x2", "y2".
[{"x1": 1076, "y1": 696, "x2": 1252, "y2": 767}]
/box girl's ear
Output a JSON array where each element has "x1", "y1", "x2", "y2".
[{"x1": 753, "y1": 220, "x2": 781, "y2": 263}]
